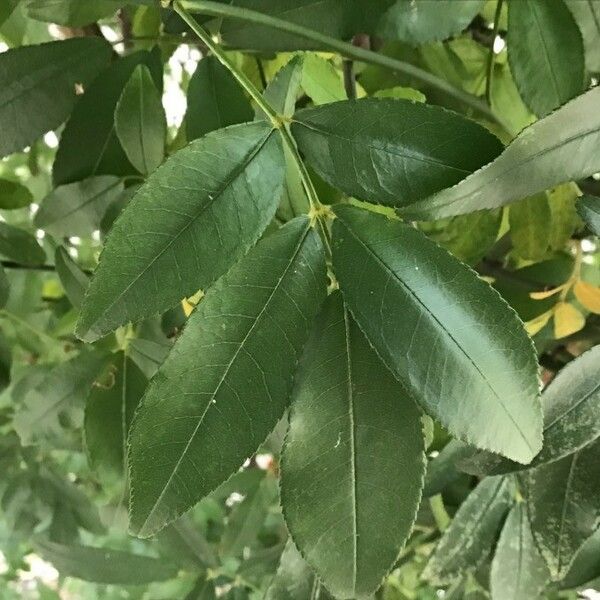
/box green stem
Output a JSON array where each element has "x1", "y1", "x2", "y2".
[
  {"x1": 174, "y1": 1, "x2": 334, "y2": 253},
  {"x1": 176, "y1": 0, "x2": 509, "y2": 129},
  {"x1": 485, "y1": 0, "x2": 504, "y2": 106},
  {"x1": 174, "y1": 2, "x2": 280, "y2": 126}
]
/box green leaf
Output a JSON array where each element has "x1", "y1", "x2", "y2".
[
  {"x1": 13, "y1": 349, "x2": 109, "y2": 446},
  {"x1": 261, "y1": 57, "x2": 310, "y2": 221},
  {"x1": 423, "y1": 476, "x2": 514, "y2": 585},
  {"x1": 0, "y1": 330, "x2": 12, "y2": 390},
  {"x1": 221, "y1": 472, "x2": 278, "y2": 558},
  {"x1": 186, "y1": 56, "x2": 253, "y2": 142},
  {"x1": 378, "y1": 0, "x2": 485, "y2": 44},
  {"x1": 507, "y1": 0, "x2": 585, "y2": 117},
  {"x1": 115, "y1": 64, "x2": 166, "y2": 176},
  {"x1": 399, "y1": 86, "x2": 600, "y2": 220},
  {"x1": 261, "y1": 55, "x2": 304, "y2": 119},
  {"x1": 0, "y1": 223, "x2": 45, "y2": 266},
  {"x1": 84, "y1": 352, "x2": 147, "y2": 478},
  {"x1": 53, "y1": 49, "x2": 162, "y2": 185},
  {"x1": 54, "y1": 247, "x2": 89, "y2": 308},
  {"x1": 509, "y1": 193, "x2": 551, "y2": 262},
  {"x1": 300, "y1": 53, "x2": 346, "y2": 105},
  {"x1": 266, "y1": 540, "x2": 333, "y2": 600},
  {"x1": 292, "y1": 98, "x2": 503, "y2": 207},
  {"x1": 419, "y1": 209, "x2": 502, "y2": 265},
  {"x1": 0, "y1": 265, "x2": 9, "y2": 309},
  {"x1": 547, "y1": 183, "x2": 581, "y2": 251},
  {"x1": 451, "y1": 345, "x2": 600, "y2": 476},
  {"x1": 281, "y1": 292, "x2": 425, "y2": 598},
  {"x1": 561, "y1": 527, "x2": 600, "y2": 590},
  {"x1": 423, "y1": 440, "x2": 474, "y2": 498},
  {"x1": 25, "y1": 0, "x2": 121, "y2": 26},
  {"x1": 32, "y1": 537, "x2": 178, "y2": 584},
  {"x1": 0, "y1": 38, "x2": 111, "y2": 157},
  {"x1": 185, "y1": 575, "x2": 217, "y2": 600},
  {"x1": 332, "y1": 205, "x2": 542, "y2": 463},
  {"x1": 128, "y1": 217, "x2": 326, "y2": 537},
  {"x1": 490, "y1": 503, "x2": 549, "y2": 600},
  {"x1": 76, "y1": 121, "x2": 285, "y2": 342},
  {"x1": 577, "y1": 195, "x2": 600, "y2": 236},
  {"x1": 373, "y1": 85, "x2": 426, "y2": 102},
  {"x1": 565, "y1": 0, "x2": 600, "y2": 72},
  {"x1": 524, "y1": 438, "x2": 600, "y2": 579},
  {"x1": 218, "y1": 0, "x2": 393, "y2": 51},
  {"x1": 35, "y1": 176, "x2": 124, "y2": 238},
  {"x1": 0, "y1": 179, "x2": 33, "y2": 210}
]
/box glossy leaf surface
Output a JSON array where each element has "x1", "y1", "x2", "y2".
[
  {"x1": 332, "y1": 205, "x2": 542, "y2": 463},
  {"x1": 281, "y1": 293, "x2": 425, "y2": 598},
  {"x1": 128, "y1": 217, "x2": 326, "y2": 537},
  {"x1": 399, "y1": 86, "x2": 600, "y2": 220},
  {"x1": 292, "y1": 98, "x2": 503, "y2": 207},
  {"x1": 77, "y1": 122, "x2": 284, "y2": 342}
]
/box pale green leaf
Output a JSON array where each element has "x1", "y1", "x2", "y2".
[
  {"x1": 13, "y1": 349, "x2": 109, "y2": 446},
  {"x1": 76, "y1": 121, "x2": 285, "y2": 342},
  {"x1": 25, "y1": 0, "x2": 121, "y2": 26},
  {"x1": 0, "y1": 223, "x2": 45, "y2": 266},
  {"x1": 423, "y1": 476, "x2": 513, "y2": 585},
  {"x1": 332, "y1": 205, "x2": 542, "y2": 463},
  {"x1": 115, "y1": 64, "x2": 166, "y2": 176},
  {"x1": 399, "y1": 86, "x2": 600, "y2": 220},
  {"x1": 301, "y1": 53, "x2": 346, "y2": 105},
  {"x1": 509, "y1": 193, "x2": 551, "y2": 261},
  {"x1": 35, "y1": 176, "x2": 124, "y2": 238},
  {"x1": 490, "y1": 503, "x2": 549, "y2": 600},
  {"x1": 266, "y1": 540, "x2": 333, "y2": 600},
  {"x1": 261, "y1": 55, "x2": 304, "y2": 119},
  {"x1": 128, "y1": 217, "x2": 326, "y2": 537},
  {"x1": 33, "y1": 537, "x2": 178, "y2": 584},
  {"x1": 292, "y1": 98, "x2": 502, "y2": 207},
  {"x1": 525, "y1": 438, "x2": 600, "y2": 579},
  {"x1": 281, "y1": 292, "x2": 425, "y2": 598}
]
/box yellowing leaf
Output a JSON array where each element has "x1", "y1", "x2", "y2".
[
  {"x1": 574, "y1": 281, "x2": 600, "y2": 314},
  {"x1": 529, "y1": 286, "x2": 565, "y2": 300},
  {"x1": 525, "y1": 310, "x2": 553, "y2": 336},
  {"x1": 554, "y1": 303, "x2": 585, "y2": 339}
]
